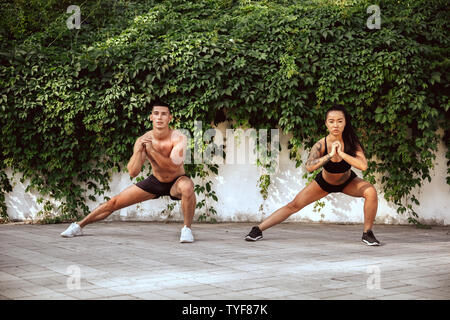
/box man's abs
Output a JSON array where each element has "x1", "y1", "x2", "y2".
[{"x1": 147, "y1": 160, "x2": 186, "y2": 183}]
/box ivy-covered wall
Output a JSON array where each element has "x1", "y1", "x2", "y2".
[
  {"x1": 0, "y1": 0, "x2": 449, "y2": 225},
  {"x1": 4, "y1": 126, "x2": 450, "y2": 225}
]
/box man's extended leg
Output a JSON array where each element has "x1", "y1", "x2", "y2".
[
  {"x1": 61, "y1": 185, "x2": 156, "y2": 237},
  {"x1": 79, "y1": 185, "x2": 156, "y2": 227}
]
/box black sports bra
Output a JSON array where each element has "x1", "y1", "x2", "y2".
[{"x1": 323, "y1": 137, "x2": 351, "y2": 173}]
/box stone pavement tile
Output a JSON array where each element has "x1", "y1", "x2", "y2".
[
  {"x1": 150, "y1": 288, "x2": 201, "y2": 299},
  {"x1": 130, "y1": 291, "x2": 174, "y2": 300},
  {"x1": 253, "y1": 289, "x2": 298, "y2": 299},
  {"x1": 15, "y1": 294, "x2": 77, "y2": 300},
  {"x1": 97, "y1": 295, "x2": 137, "y2": 300},
  {"x1": 437, "y1": 285, "x2": 450, "y2": 293},
  {"x1": 282, "y1": 294, "x2": 319, "y2": 300},
  {"x1": 375, "y1": 293, "x2": 421, "y2": 300},
  {"x1": 410, "y1": 288, "x2": 450, "y2": 300},
  {"x1": 42, "y1": 280, "x2": 101, "y2": 295},
  {"x1": 272, "y1": 281, "x2": 326, "y2": 294},
  {"x1": 119, "y1": 277, "x2": 167, "y2": 290},
  {"x1": 1, "y1": 288, "x2": 33, "y2": 299},
  {"x1": 176, "y1": 284, "x2": 218, "y2": 294},
  {"x1": 0, "y1": 279, "x2": 36, "y2": 290},
  {"x1": 108, "y1": 284, "x2": 161, "y2": 295},
  {"x1": 88, "y1": 278, "x2": 128, "y2": 288},
  {"x1": 87, "y1": 287, "x2": 125, "y2": 298},
  {"x1": 222, "y1": 294, "x2": 266, "y2": 300},
  {"x1": 341, "y1": 286, "x2": 404, "y2": 299},
  {"x1": 1, "y1": 266, "x2": 32, "y2": 277},
  {"x1": 187, "y1": 287, "x2": 235, "y2": 298},
  {"x1": 234, "y1": 286, "x2": 284, "y2": 297},
  {"x1": 20, "y1": 284, "x2": 64, "y2": 296},
  {"x1": 111, "y1": 278, "x2": 197, "y2": 293},
  {"x1": 322, "y1": 280, "x2": 368, "y2": 290},
  {"x1": 65, "y1": 289, "x2": 104, "y2": 299},
  {"x1": 379, "y1": 271, "x2": 435, "y2": 283},
  {"x1": 0, "y1": 271, "x2": 23, "y2": 282},
  {"x1": 326, "y1": 293, "x2": 371, "y2": 300},
  {"x1": 307, "y1": 288, "x2": 367, "y2": 299},
  {"x1": 190, "y1": 274, "x2": 246, "y2": 285},
  {"x1": 2, "y1": 222, "x2": 449, "y2": 301},
  {"x1": 383, "y1": 284, "x2": 431, "y2": 295},
  {"x1": 398, "y1": 277, "x2": 447, "y2": 289},
  {"x1": 159, "y1": 279, "x2": 206, "y2": 290},
  {"x1": 209, "y1": 280, "x2": 269, "y2": 292},
  {"x1": 40, "y1": 262, "x2": 77, "y2": 275},
  {"x1": 27, "y1": 275, "x2": 67, "y2": 287},
  {"x1": 415, "y1": 257, "x2": 450, "y2": 267},
  {"x1": 19, "y1": 270, "x2": 63, "y2": 281},
  {"x1": 250, "y1": 278, "x2": 297, "y2": 288},
  {"x1": 17, "y1": 264, "x2": 50, "y2": 273},
  {"x1": 192, "y1": 292, "x2": 260, "y2": 300},
  {"x1": 0, "y1": 260, "x2": 30, "y2": 269}
]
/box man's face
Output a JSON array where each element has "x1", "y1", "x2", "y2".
[{"x1": 150, "y1": 106, "x2": 172, "y2": 129}]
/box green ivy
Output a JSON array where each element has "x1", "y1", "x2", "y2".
[{"x1": 0, "y1": 0, "x2": 448, "y2": 225}]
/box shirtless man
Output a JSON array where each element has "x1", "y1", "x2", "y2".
[{"x1": 60, "y1": 101, "x2": 196, "y2": 243}]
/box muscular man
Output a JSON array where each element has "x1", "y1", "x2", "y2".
[{"x1": 60, "y1": 101, "x2": 196, "y2": 243}]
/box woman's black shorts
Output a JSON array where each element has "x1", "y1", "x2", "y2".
[
  {"x1": 314, "y1": 170, "x2": 357, "y2": 193},
  {"x1": 135, "y1": 174, "x2": 189, "y2": 200}
]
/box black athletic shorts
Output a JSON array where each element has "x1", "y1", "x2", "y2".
[
  {"x1": 135, "y1": 174, "x2": 189, "y2": 201},
  {"x1": 314, "y1": 170, "x2": 357, "y2": 193}
]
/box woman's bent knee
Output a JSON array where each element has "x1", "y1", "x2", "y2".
[{"x1": 363, "y1": 186, "x2": 377, "y2": 200}]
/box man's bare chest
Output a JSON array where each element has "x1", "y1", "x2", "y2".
[{"x1": 147, "y1": 139, "x2": 173, "y2": 158}]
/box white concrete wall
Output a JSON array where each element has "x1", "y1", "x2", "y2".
[{"x1": 4, "y1": 125, "x2": 450, "y2": 225}]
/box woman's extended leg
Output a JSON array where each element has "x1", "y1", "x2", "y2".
[{"x1": 258, "y1": 180, "x2": 329, "y2": 231}]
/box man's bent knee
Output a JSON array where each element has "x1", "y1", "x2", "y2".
[
  {"x1": 105, "y1": 197, "x2": 119, "y2": 212},
  {"x1": 180, "y1": 182, "x2": 195, "y2": 198}
]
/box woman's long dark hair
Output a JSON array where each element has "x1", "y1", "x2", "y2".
[{"x1": 325, "y1": 106, "x2": 364, "y2": 157}]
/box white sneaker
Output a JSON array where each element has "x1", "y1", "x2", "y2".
[
  {"x1": 60, "y1": 222, "x2": 83, "y2": 238},
  {"x1": 180, "y1": 225, "x2": 194, "y2": 243}
]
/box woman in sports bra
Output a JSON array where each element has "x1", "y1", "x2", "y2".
[{"x1": 245, "y1": 106, "x2": 380, "y2": 246}]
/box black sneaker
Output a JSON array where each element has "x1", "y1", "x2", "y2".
[
  {"x1": 245, "y1": 226, "x2": 263, "y2": 241},
  {"x1": 362, "y1": 230, "x2": 380, "y2": 246}
]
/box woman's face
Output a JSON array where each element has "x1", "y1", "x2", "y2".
[{"x1": 326, "y1": 110, "x2": 346, "y2": 136}]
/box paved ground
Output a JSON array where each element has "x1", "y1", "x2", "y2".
[{"x1": 0, "y1": 221, "x2": 449, "y2": 300}]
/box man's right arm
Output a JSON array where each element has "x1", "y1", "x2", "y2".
[{"x1": 127, "y1": 137, "x2": 147, "y2": 178}]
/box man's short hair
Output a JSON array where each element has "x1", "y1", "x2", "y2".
[{"x1": 151, "y1": 99, "x2": 170, "y2": 112}]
